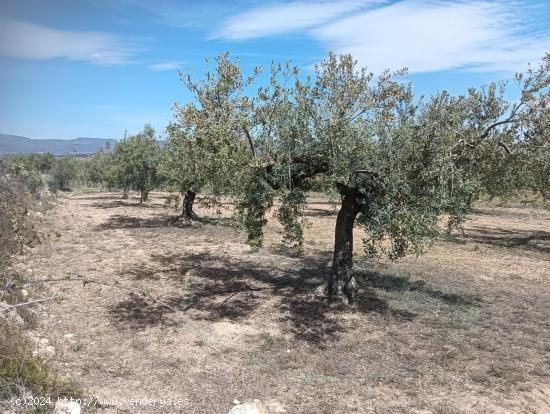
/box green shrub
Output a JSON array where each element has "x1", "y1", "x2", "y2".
[
  {"x1": 0, "y1": 322, "x2": 80, "y2": 401},
  {"x1": 49, "y1": 157, "x2": 77, "y2": 191},
  {"x1": 0, "y1": 159, "x2": 80, "y2": 404}
]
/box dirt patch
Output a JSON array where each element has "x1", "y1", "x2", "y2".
[{"x1": 15, "y1": 191, "x2": 550, "y2": 413}]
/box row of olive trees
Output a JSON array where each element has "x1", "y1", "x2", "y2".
[
  {"x1": 80, "y1": 52, "x2": 549, "y2": 303},
  {"x1": 23, "y1": 127, "x2": 163, "y2": 206},
  {"x1": 160, "y1": 52, "x2": 550, "y2": 303},
  {"x1": 10, "y1": 152, "x2": 81, "y2": 191}
]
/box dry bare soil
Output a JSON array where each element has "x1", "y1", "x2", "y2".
[{"x1": 15, "y1": 191, "x2": 550, "y2": 413}]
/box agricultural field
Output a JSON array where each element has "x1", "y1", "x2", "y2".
[
  {"x1": 10, "y1": 190, "x2": 549, "y2": 413},
  {"x1": 2, "y1": 4, "x2": 550, "y2": 413}
]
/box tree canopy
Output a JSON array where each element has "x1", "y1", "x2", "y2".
[
  {"x1": 160, "y1": 53, "x2": 258, "y2": 219},
  {"x1": 111, "y1": 124, "x2": 161, "y2": 203}
]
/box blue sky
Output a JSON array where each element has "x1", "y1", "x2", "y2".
[{"x1": 1, "y1": 0, "x2": 549, "y2": 140}]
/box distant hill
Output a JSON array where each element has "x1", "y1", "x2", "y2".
[{"x1": 0, "y1": 134, "x2": 117, "y2": 155}]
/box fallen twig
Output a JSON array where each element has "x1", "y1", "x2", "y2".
[
  {"x1": 22, "y1": 276, "x2": 75, "y2": 284},
  {"x1": 1, "y1": 295, "x2": 58, "y2": 311}
]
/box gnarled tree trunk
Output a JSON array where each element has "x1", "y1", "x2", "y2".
[
  {"x1": 122, "y1": 187, "x2": 129, "y2": 199},
  {"x1": 328, "y1": 184, "x2": 361, "y2": 304},
  {"x1": 180, "y1": 190, "x2": 199, "y2": 221}
]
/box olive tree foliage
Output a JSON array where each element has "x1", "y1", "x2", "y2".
[
  {"x1": 513, "y1": 63, "x2": 550, "y2": 199},
  {"x1": 83, "y1": 149, "x2": 116, "y2": 189},
  {"x1": 160, "y1": 53, "x2": 258, "y2": 220},
  {"x1": 523, "y1": 103, "x2": 550, "y2": 199},
  {"x1": 111, "y1": 124, "x2": 161, "y2": 203},
  {"x1": 174, "y1": 52, "x2": 550, "y2": 303},
  {"x1": 11, "y1": 152, "x2": 55, "y2": 174},
  {"x1": 49, "y1": 156, "x2": 78, "y2": 191}
]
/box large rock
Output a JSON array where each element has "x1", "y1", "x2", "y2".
[
  {"x1": 228, "y1": 399, "x2": 269, "y2": 414},
  {"x1": 53, "y1": 400, "x2": 81, "y2": 414}
]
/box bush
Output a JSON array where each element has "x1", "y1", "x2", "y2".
[
  {"x1": 0, "y1": 161, "x2": 39, "y2": 269},
  {"x1": 11, "y1": 153, "x2": 55, "y2": 174},
  {"x1": 49, "y1": 157, "x2": 77, "y2": 191},
  {"x1": 0, "y1": 322, "x2": 80, "y2": 402},
  {"x1": 0, "y1": 159, "x2": 79, "y2": 406}
]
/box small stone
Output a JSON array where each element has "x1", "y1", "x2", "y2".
[
  {"x1": 43, "y1": 345, "x2": 56, "y2": 358},
  {"x1": 21, "y1": 289, "x2": 29, "y2": 297},
  {"x1": 32, "y1": 337, "x2": 56, "y2": 359},
  {"x1": 233, "y1": 399, "x2": 240, "y2": 405},
  {"x1": 53, "y1": 400, "x2": 81, "y2": 414},
  {"x1": 228, "y1": 399, "x2": 269, "y2": 414},
  {"x1": 64, "y1": 333, "x2": 76, "y2": 339},
  {"x1": 266, "y1": 401, "x2": 287, "y2": 413}
]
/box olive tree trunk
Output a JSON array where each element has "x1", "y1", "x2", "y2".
[
  {"x1": 328, "y1": 185, "x2": 361, "y2": 304},
  {"x1": 180, "y1": 190, "x2": 199, "y2": 221},
  {"x1": 140, "y1": 189, "x2": 149, "y2": 204},
  {"x1": 122, "y1": 187, "x2": 129, "y2": 199}
]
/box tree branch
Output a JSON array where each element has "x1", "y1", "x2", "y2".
[
  {"x1": 452, "y1": 101, "x2": 526, "y2": 154},
  {"x1": 497, "y1": 141, "x2": 513, "y2": 155},
  {"x1": 353, "y1": 169, "x2": 379, "y2": 177},
  {"x1": 242, "y1": 124, "x2": 256, "y2": 158},
  {"x1": 1, "y1": 296, "x2": 58, "y2": 311},
  {"x1": 475, "y1": 101, "x2": 525, "y2": 142}
]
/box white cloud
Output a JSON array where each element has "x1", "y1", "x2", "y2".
[
  {"x1": 0, "y1": 18, "x2": 139, "y2": 65},
  {"x1": 311, "y1": 0, "x2": 550, "y2": 73},
  {"x1": 148, "y1": 62, "x2": 184, "y2": 71},
  {"x1": 214, "y1": 0, "x2": 550, "y2": 74},
  {"x1": 213, "y1": 0, "x2": 383, "y2": 40}
]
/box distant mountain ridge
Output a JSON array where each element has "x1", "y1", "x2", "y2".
[{"x1": 0, "y1": 134, "x2": 117, "y2": 155}]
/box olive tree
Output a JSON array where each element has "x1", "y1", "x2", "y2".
[
  {"x1": 111, "y1": 124, "x2": 161, "y2": 203},
  {"x1": 49, "y1": 156, "x2": 78, "y2": 191},
  {"x1": 84, "y1": 149, "x2": 116, "y2": 189},
  {"x1": 158, "y1": 133, "x2": 202, "y2": 220},
  {"x1": 160, "y1": 53, "x2": 258, "y2": 220}
]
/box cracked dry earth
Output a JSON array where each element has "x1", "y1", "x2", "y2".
[{"x1": 15, "y1": 192, "x2": 550, "y2": 413}]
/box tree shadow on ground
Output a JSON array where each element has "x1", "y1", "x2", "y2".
[
  {"x1": 95, "y1": 211, "x2": 240, "y2": 231},
  {"x1": 122, "y1": 266, "x2": 162, "y2": 280},
  {"x1": 95, "y1": 214, "x2": 174, "y2": 230},
  {"x1": 109, "y1": 292, "x2": 182, "y2": 328},
  {"x1": 197, "y1": 216, "x2": 241, "y2": 228},
  {"x1": 357, "y1": 271, "x2": 483, "y2": 306},
  {"x1": 107, "y1": 250, "x2": 476, "y2": 346},
  {"x1": 278, "y1": 292, "x2": 416, "y2": 345},
  {"x1": 448, "y1": 226, "x2": 550, "y2": 254},
  {"x1": 89, "y1": 200, "x2": 160, "y2": 209},
  {"x1": 303, "y1": 207, "x2": 338, "y2": 218},
  {"x1": 74, "y1": 194, "x2": 124, "y2": 201},
  {"x1": 470, "y1": 207, "x2": 544, "y2": 217}
]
